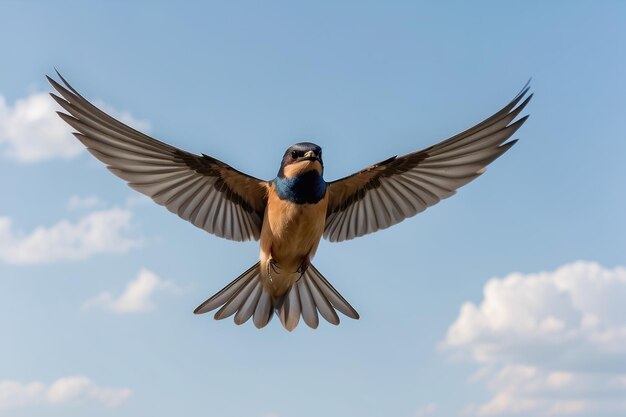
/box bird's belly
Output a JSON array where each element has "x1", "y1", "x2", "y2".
[
  {"x1": 259, "y1": 191, "x2": 328, "y2": 296},
  {"x1": 272, "y1": 209, "x2": 323, "y2": 258},
  {"x1": 264, "y1": 199, "x2": 327, "y2": 261}
]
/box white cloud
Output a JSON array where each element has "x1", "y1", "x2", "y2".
[
  {"x1": 0, "y1": 92, "x2": 81, "y2": 162},
  {"x1": 442, "y1": 261, "x2": 626, "y2": 416},
  {"x1": 0, "y1": 207, "x2": 141, "y2": 264},
  {"x1": 0, "y1": 376, "x2": 131, "y2": 411},
  {"x1": 0, "y1": 91, "x2": 149, "y2": 163},
  {"x1": 125, "y1": 193, "x2": 152, "y2": 208},
  {"x1": 46, "y1": 376, "x2": 130, "y2": 407},
  {"x1": 0, "y1": 380, "x2": 45, "y2": 410},
  {"x1": 415, "y1": 402, "x2": 438, "y2": 417},
  {"x1": 84, "y1": 268, "x2": 177, "y2": 314},
  {"x1": 67, "y1": 195, "x2": 104, "y2": 211}
]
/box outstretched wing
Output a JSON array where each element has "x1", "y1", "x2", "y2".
[
  {"x1": 324, "y1": 84, "x2": 532, "y2": 242},
  {"x1": 49, "y1": 73, "x2": 268, "y2": 242}
]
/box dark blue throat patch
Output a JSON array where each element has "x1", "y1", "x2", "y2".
[{"x1": 274, "y1": 170, "x2": 327, "y2": 204}]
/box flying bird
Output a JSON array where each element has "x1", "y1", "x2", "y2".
[{"x1": 48, "y1": 72, "x2": 531, "y2": 331}]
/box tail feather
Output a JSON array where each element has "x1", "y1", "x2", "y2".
[
  {"x1": 308, "y1": 264, "x2": 360, "y2": 320},
  {"x1": 194, "y1": 261, "x2": 359, "y2": 330},
  {"x1": 193, "y1": 262, "x2": 259, "y2": 314},
  {"x1": 305, "y1": 272, "x2": 339, "y2": 325},
  {"x1": 279, "y1": 285, "x2": 301, "y2": 331},
  {"x1": 296, "y1": 278, "x2": 319, "y2": 329},
  {"x1": 234, "y1": 281, "x2": 262, "y2": 325},
  {"x1": 214, "y1": 275, "x2": 258, "y2": 320},
  {"x1": 253, "y1": 290, "x2": 273, "y2": 328}
]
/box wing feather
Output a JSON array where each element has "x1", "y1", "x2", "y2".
[
  {"x1": 49, "y1": 73, "x2": 267, "y2": 241},
  {"x1": 325, "y1": 85, "x2": 531, "y2": 242}
]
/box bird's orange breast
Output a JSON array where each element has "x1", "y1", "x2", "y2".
[{"x1": 259, "y1": 183, "x2": 328, "y2": 295}]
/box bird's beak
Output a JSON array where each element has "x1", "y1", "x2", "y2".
[{"x1": 304, "y1": 150, "x2": 315, "y2": 158}]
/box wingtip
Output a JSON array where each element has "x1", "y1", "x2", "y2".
[
  {"x1": 193, "y1": 304, "x2": 208, "y2": 315},
  {"x1": 55, "y1": 111, "x2": 78, "y2": 123},
  {"x1": 49, "y1": 68, "x2": 82, "y2": 96},
  {"x1": 46, "y1": 76, "x2": 66, "y2": 95},
  {"x1": 49, "y1": 92, "x2": 66, "y2": 105},
  {"x1": 43, "y1": 67, "x2": 61, "y2": 84},
  {"x1": 54, "y1": 67, "x2": 69, "y2": 87},
  {"x1": 519, "y1": 78, "x2": 532, "y2": 95},
  {"x1": 500, "y1": 139, "x2": 519, "y2": 151},
  {"x1": 513, "y1": 79, "x2": 533, "y2": 105},
  {"x1": 45, "y1": 68, "x2": 65, "y2": 87}
]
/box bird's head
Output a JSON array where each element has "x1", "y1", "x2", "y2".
[{"x1": 277, "y1": 142, "x2": 323, "y2": 179}]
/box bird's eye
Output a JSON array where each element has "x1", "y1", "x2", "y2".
[{"x1": 291, "y1": 151, "x2": 298, "y2": 159}]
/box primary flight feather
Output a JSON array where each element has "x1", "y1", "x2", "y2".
[{"x1": 48, "y1": 72, "x2": 531, "y2": 331}]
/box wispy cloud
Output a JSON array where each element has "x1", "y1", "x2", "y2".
[
  {"x1": 0, "y1": 91, "x2": 148, "y2": 162},
  {"x1": 0, "y1": 376, "x2": 131, "y2": 411},
  {"x1": 0, "y1": 207, "x2": 141, "y2": 264},
  {"x1": 67, "y1": 195, "x2": 104, "y2": 211},
  {"x1": 415, "y1": 403, "x2": 438, "y2": 417},
  {"x1": 442, "y1": 261, "x2": 626, "y2": 416},
  {"x1": 84, "y1": 268, "x2": 178, "y2": 314}
]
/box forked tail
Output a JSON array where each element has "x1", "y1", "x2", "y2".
[{"x1": 194, "y1": 261, "x2": 359, "y2": 331}]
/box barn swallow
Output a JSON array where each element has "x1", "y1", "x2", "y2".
[{"x1": 48, "y1": 72, "x2": 531, "y2": 331}]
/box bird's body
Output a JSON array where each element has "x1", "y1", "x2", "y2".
[
  {"x1": 261, "y1": 176, "x2": 328, "y2": 297},
  {"x1": 49, "y1": 72, "x2": 532, "y2": 331}
]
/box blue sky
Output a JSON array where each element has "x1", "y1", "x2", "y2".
[{"x1": 1, "y1": 2, "x2": 625, "y2": 417}]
